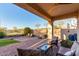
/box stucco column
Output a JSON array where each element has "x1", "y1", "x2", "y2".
[
  {"x1": 77, "y1": 11, "x2": 79, "y2": 29},
  {"x1": 77, "y1": 11, "x2": 79, "y2": 42},
  {"x1": 47, "y1": 20, "x2": 53, "y2": 44}
]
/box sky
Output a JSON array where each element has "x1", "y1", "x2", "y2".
[{"x1": 0, "y1": 3, "x2": 48, "y2": 29}]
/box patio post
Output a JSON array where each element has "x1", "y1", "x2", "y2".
[
  {"x1": 77, "y1": 11, "x2": 79, "y2": 29},
  {"x1": 47, "y1": 20, "x2": 53, "y2": 44},
  {"x1": 77, "y1": 11, "x2": 79, "y2": 42}
]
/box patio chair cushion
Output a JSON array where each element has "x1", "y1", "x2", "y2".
[
  {"x1": 74, "y1": 42, "x2": 79, "y2": 56},
  {"x1": 68, "y1": 33, "x2": 77, "y2": 41},
  {"x1": 64, "y1": 50, "x2": 75, "y2": 56},
  {"x1": 71, "y1": 41, "x2": 79, "y2": 51}
]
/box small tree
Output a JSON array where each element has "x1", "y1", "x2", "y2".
[{"x1": 24, "y1": 27, "x2": 33, "y2": 36}]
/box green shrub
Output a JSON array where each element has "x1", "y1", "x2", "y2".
[
  {"x1": 0, "y1": 32, "x2": 6, "y2": 38},
  {"x1": 61, "y1": 39, "x2": 73, "y2": 48}
]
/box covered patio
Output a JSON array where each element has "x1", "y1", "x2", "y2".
[
  {"x1": 15, "y1": 3, "x2": 79, "y2": 43},
  {"x1": 15, "y1": 3, "x2": 79, "y2": 56}
]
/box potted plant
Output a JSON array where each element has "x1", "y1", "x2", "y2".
[
  {"x1": 58, "y1": 39, "x2": 73, "y2": 55},
  {"x1": 61, "y1": 39, "x2": 73, "y2": 48}
]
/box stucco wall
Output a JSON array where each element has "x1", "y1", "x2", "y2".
[{"x1": 61, "y1": 29, "x2": 79, "y2": 41}]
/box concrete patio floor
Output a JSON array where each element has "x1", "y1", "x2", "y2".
[{"x1": 0, "y1": 37, "x2": 47, "y2": 56}]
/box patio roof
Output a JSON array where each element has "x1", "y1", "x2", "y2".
[{"x1": 15, "y1": 3, "x2": 79, "y2": 21}]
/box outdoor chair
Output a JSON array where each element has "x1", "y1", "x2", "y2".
[
  {"x1": 58, "y1": 41, "x2": 79, "y2": 56},
  {"x1": 46, "y1": 44, "x2": 59, "y2": 56}
]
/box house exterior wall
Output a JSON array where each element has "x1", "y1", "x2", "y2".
[{"x1": 61, "y1": 29, "x2": 79, "y2": 42}]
